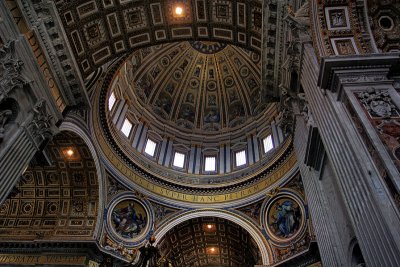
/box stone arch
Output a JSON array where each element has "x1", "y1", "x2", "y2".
[
  {"x1": 59, "y1": 121, "x2": 106, "y2": 239},
  {"x1": 153, "y1": 209, "x2": 271, "y2": 265}
]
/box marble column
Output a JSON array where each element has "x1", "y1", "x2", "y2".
[{"x1": 300, "y1": 45, "x2": 400, "y2": 266}]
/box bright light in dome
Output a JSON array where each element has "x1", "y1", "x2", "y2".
[
  {"x1": 121, "y1": 119, "x2": 133, "y2": 137},
  {"x1": 205, "y1": 156, "x2": 216, "y2": 171},
  {"x1": 235, "y1": 150, "x2": 247, "y2": 167},
  {"x1": 66, "y1": 149, "x2": 74, "y2": 156},
  {"x1": 263, "y1": 135, "x2": 274, "y2": 153},
  {"x1": 173, "y1": 152, "x2": 185, "y2": 168},
  {"x1": 144, "y1": 139, "x2": 157, "y2": 157},
  {"x1": 175, "y1": 6, "x2": 183, "y2": 15}
]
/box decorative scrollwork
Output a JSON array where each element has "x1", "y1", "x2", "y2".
[
  {"x1": 27, "y1": 99, "x2": 54, "y2": 148},
  {"x1": 0, "y1": 40, "x2": 27, "y2": 103},
  {"x1": 0, "y1": 109, "x2": 12, "y2": 141},
  {"x1": 357, "y1": 87, "x2": 399, "y2": 118}
]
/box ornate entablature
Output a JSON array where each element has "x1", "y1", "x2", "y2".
[{"x1": 5, "y1": 0, "x2": 89, "y2": 108}]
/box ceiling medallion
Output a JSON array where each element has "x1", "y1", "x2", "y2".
[
  {"x1": 107, "y1": 194, "x2": 153, "y2": 245},
  {"x1": 190, "y1": 41, "x2": 227, "y2": 54},
  {"x1": 264, "y1": 194, "x2": 306, "y2": 244}
]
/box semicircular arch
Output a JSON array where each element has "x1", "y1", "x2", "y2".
[{"x1": 153, "y1": 209, "x2": 272, "y2": 265}]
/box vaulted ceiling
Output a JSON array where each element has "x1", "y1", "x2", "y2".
[
  {"x1": 54, "y1": 0, "x2": 263, "y2": 76},
  {"x1": 157, "y1": 217, "x2": 261, "y2": 267},
  {"x1": 113, "y1": 41, "x2": 272, "y2": 133},
  {"x1": 0, "y1": 132, "x2": 99, "y2": 241}
]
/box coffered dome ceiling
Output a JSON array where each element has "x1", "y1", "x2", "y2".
[
  {"x1": 97, "y1": 40, "x2": 295, "y2": 193},
  {"x1": 120, "y1": 41, "x2": 272, "y2": 134}
]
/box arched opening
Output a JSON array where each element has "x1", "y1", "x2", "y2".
[
  {"x1": 157, "y1": 217, "x2": 261, "y2": 267},
  {"x1": 154, "y1": 210, "x2": 270, "y2": 265}
]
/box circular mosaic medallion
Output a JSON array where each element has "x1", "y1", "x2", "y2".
[
  {"x1": 110, "y1": 199, "x2": 149, "y2": 240},
  {"x1": 266, "y1": 196, "x2": 303, "y2": 242}
]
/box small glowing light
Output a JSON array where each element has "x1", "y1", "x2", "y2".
[
  {"x1": 175, "y1": 6, "x2": 183, "y2": 15},
  {"x1": 207, "y1": 224, "x2": 213, "y2": 229},
  {"x1": 66, "y1": 149, "x2": 74, "y2": 156},
  {"x1": 210, "y1": 247, "x2": 215, "y2": 252}
]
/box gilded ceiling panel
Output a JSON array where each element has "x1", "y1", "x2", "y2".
[
  {"x1": 54, "y1": 0, "x2": 263, "y2": 76},
  {"x1": 0, "y1": 132, "x2": 99, "y2": 241}
]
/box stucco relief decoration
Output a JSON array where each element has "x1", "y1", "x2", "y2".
[
  {"x1": 0, "y1": 109, "x2": 12, "y2": 140},
  {"x1": 356, "y1": 87, "x2": 400, "y2": 170},
  {"x1": 27, "y1": 100, "x2": 54, "y2": 147},
  {"x1": 0, "y1": 40, "x2": 27, "y2": 102},
  {"x1": 265, "y1": 195, "x2": 304, "y2": 243},
  {"x1": 357, "y1": 87, "x2": 399, "y2": 118}
]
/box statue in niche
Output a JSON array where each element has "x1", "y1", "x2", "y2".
[{"x1": 0, "y1": 109, "x2": 12, "y2": 141}]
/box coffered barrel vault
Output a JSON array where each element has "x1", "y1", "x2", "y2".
[{"x1": 55, "y1": 0, "x2": 263, "y2": 76}]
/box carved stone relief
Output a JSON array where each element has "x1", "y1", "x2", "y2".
[
  {"x1": 0, "y1": 40, "x2": 27, "y2": 103},
  {"x1": 357, "y1": 87, "x2": 399, "y2": 118},
  {"x1": 26, "y1": 99, "x2": 54, "y2": 148}
]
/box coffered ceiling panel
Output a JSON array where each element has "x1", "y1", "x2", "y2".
[
  {"x1": 0, "y1": 131, "x2": 99, "y2": 241},
  {"x1": 158, "y1": 217, "x2": 261, "y2": 267},
  {"x1": 54, "y1": 0, "x2": 263, "y2": 76}
]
